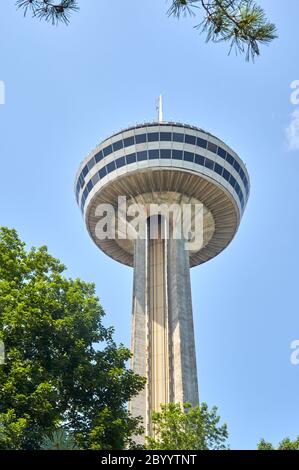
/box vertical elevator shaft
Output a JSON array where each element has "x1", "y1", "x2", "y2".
[
  {"x1": 147, "y1": 216, "x2": 169, "y2": 435},
  {"x1": 130, "y1": 215, "x2": 199, "y2": 440}
]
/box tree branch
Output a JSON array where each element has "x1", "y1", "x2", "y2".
[
  {"x1": 168, "y1": 0, "x2": 277, "y2": 61},
  {"x1": 16, "y1": 0, "x2": 79, "y2": 25}
]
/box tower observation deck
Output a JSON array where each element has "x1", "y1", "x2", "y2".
[{"x1": 75, "y1": 114, "x2": 250, "y2": 439}]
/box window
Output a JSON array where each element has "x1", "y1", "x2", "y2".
[
  {"x1": 126, "y1": 153, "x2": 136, "y2": 164},
  {"x1": 222, "y1": 168, "x2": 230, "y2": 181},
  {"x1": 79, "y1": 174, "x2": 85, "y2": 187},
  {"x1": 107, "y1": 161, "x2": 116, "y2": 173},
  {"x1": 229, "y1": 174, "x2": 236, "y2": 188},
  {"x1": 160, "y1": 149, "x2": 171, "y2": 159},
  {"x1": 160, "y1": 132, "x2": 172, "y2": 141},
  {"x1": 124, "y1": 136, "x2": 135, "y2": 147},
  {"x1": 99, "y1": 167, "x2": 107, "y2": 179},
  {"x1": 226, "y1": 153, "x2": 234, "y2": 165},
  {"x1": 233, "y1": 160, "x2": 240, "y2": 173},
  {"x1": 92, "y1": 173, "x2": 100, "y2": 185},
  {"x1": 214, "y1": 163, "x2": 223, "y2": 176},
  {"x1": 207, "y1": 142, "x2": 217, "y2": 154},
  {"x1": 82, "y1": 165, "x2": 88, "y2": 177},
  {"x1": 196, "y1": 137, "x2": 207, "y2": 149},
  {"x1": 113, "y1": 140, "x2": 123, "y2": 151},
  {"x1": 103, "y1": 145, "x2": 113, "y2": 157},
  {"x1": 217, "y1": 147, "x2": 226, "y2": 159},
  {"x1": 205, "y1": 158, "x2": 214, "y2": 170},
  {"x1": 235, "y1": 181, "x2": 241, "y2": 196},
  {"x1": 245, "y1": 180, "x2": 249, "y2": 194},
  {"x1": 173, "y1": 133, "x2": 184, "y2": 142},
  {"x1": 135, "y1": 133, "x2": 147, "y2": 144},
  {"x1": 95, "y1": 150, "x2": 103, "y2": 163},
  {"x1": 137, "y1": 151, "x2": 148, "y2": 161},
  {"x1": 148, "y1": 149, "x2": 159, "y2": 159},
  {"x1": 241, "y1": 193, "x2": 245, "y2": 208},
  {"x1": 172, "y1": 149, "x2": 183, "y2": 160},
  {"x1": 194, "y1": 154, "x2": 205, "y2": 166},
  {"x1": 185, "y1": 134, "x2": 196, "y2": 145},
  {"x1": 87, "y1": 157, "x2": 96, "y2": 171},
  {"x1": 147, "y1": 132, "x2": 159, "y2": 142},
  {"x1": 116, "y1": 156, "x2": 126, "y2": 168},
  {"x1": 183, "y1": 151, "x2": 194, "y2": 162}
]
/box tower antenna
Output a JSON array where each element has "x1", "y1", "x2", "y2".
[{"x1": 156, "y1": 95, "x2": 163, "y2": 122}]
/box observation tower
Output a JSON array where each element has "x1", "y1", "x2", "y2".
[{"x1": 75, "y1": 98, "x2": 250, "y2": 437}]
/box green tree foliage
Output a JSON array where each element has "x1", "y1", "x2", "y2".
[
  {"x1": 145, "y1": 402, "x2": 229, "y2": 450},
  {"x1": 15, "y1": 1, "x2": 277, "y2": 60},
  {"x1": 0, "y1": 410, "x2": 27, "y2": 450},
  {"x1": 0, "y1": 227, "x2": 145, "y2": 450},
  {"x1": 258, "y1": 437, "x2": 299, "y2": 450}
]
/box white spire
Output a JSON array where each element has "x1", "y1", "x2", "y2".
[{"x1": 156, "y1": 95, "x2": 163, "y2": 122}]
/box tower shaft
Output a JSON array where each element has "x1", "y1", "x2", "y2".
[{"x1": 130, "y1": 217, "x2": 199, "y2": 438}]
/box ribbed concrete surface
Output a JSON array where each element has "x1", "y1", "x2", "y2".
[
  {"x1": 130, "y1": 217, "x2": 198, "y2": 439},
  {"x1": 85, "y1": 168, "x2": 239, "y2": 268}
]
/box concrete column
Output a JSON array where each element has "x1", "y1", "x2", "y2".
[
  {"x1": 130, "y1": 217, "x2": 199, "y2": 439},
  {"x1": 168, "y1": 236, "x2": 199, "y2": 406},
  {"x1": 147, "y1": 217, "x2": 169, "y2": 435},
  {"x1": 129, "y1": 236, "x2": 147, "y2": 438}
]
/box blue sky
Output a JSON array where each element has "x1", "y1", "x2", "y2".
[{"x1": 0, "y1": 0, "x2": 299, "y2": 450}]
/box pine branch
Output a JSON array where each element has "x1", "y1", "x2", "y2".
[
  {"x1": 15, "y1": 0, "x2": 277, "y2": 60},
  {"x1": 167, "y1": 0, "x2": 200, "y2": 17},
  {"x1": 16, "y1": 0, "x2": 79, "y2": 25},
  {"x1": 168, "y1": 0, "x2": 277, "y2": 61}
]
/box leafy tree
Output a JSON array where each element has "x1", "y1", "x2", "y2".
[
  {"x1": 145, "y1": 402, "x2": 229, "y2": 450},
  {"x1": 0, "y1": 410, "x2": 28, "y2": 450},
  {"x1": 258, "y1": 437, "x2": 299, "y2": 450},
  {"x1": 0, "y1": 227, "x2": 145, "y2": 450},
  {"x1": 15, "y1": 1, "x2": 276, "y2": 60}
]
